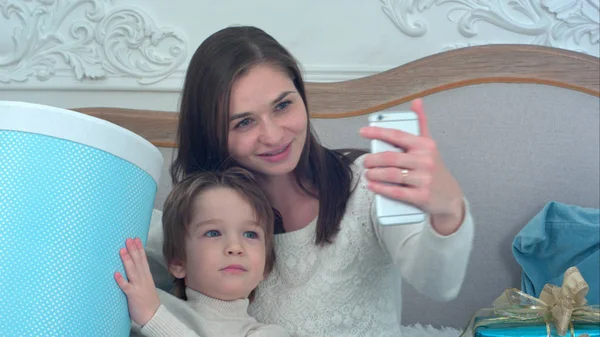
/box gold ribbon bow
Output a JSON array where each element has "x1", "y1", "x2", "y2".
[
  {"x1": 460, "y1": 266, "x2": 600, "y2": 337},
  {"x1": 539, "y1": 266, "x2": 590, "y2": 335}
]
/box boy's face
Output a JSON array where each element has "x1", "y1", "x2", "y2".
[{"x1": 169, "y1": 187, "x2": 267, "y2": 300}]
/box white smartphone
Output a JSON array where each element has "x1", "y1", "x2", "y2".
[{"x1": 368, "y1": 111, "x2": 426, "y2": 225}]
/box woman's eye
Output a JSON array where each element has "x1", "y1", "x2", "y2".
[
  {"x1": 243, "y1": 231, "x2": 258, "y2": 239},
  {"x1": 234, "y1": 118, "x2": 253, "y2": 129},
  {"x1": 204, "y1": 230, "x2": 221, "y2": 237},
  {"x1": 275, "y1": 100, "x2": 291, "y2": 112}
]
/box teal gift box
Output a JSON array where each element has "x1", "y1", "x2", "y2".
[
  {"x1": 461, "y1": 267, "x2": 600, "y2": 337},
  {"x1": 472, "y1": 312, "x2": 600, "y2": 336}
]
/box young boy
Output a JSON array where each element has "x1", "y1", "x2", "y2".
[{"x1": 114, "y1": 167, "x2": 289, "y2": 337}]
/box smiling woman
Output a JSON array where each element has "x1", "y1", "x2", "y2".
[
  {"x1": 71, "y1": 40, "x2": 600, "y2": 331},
  {"x1": 170, "y1": 26, "x2": 359, "y2": 244},
  {"x1": 227, "y1": 65, "x2": 308, "y2": 177},
  {"x1": 136, "y1": 25, "x2": 475, "y2": 337}
]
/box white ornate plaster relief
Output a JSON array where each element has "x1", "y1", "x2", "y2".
[
  {"x1": 381, "y1": 0, "x2": 599, "y2": 55},
  {"x1": 0, "y1": 0, "x2": 188, "y2": 84}
]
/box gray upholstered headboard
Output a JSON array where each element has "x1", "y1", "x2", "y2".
[{"x1": 76, "y1": 44, "x2": 600, "y2": 327}]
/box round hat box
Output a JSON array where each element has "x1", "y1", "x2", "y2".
[{"x1": 0, "y1": 101, "x2": 163, "y2": 336}]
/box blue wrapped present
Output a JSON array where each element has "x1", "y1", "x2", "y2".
[
  {"x1": 472, "y1": 312, "x2": 599, "y2": 336},
  {"x1": 461, "y1": 267, "x2": 600, "y2": 337}
]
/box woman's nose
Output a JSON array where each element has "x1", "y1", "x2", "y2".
[{"x1": 259, "y1": 119, "x2": 284, "y2": 145}]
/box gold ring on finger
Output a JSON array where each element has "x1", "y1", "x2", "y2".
[{"x1": 401, "y1": 169, "x2": 409, "y2": 183}]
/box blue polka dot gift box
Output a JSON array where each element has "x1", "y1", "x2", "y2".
[{"x1": 0, "y1": 101, "x2": 163, "y2": 336}]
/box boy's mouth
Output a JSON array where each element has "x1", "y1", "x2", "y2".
[{"x1": 221, "y1": 264, "x2": 247, "y2": 272}]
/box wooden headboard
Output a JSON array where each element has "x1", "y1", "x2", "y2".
[
  {"x1": 73, "y1": 44, "x2": 600, "y2": 327},
  {"x1": 74, "y1": 44, "x2": 600, "y2": 148}
]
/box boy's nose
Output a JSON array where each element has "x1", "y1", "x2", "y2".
[
  {"x1": 226, "y1": 241, "x2": 244, "y2": 256},
  {"x1": 227, "y1": 247, "x2": 243, "y2": 255}
]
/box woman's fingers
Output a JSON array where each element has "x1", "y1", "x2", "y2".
[
  {"x1": 365, "y1": 167, "x2": 432, "y2": 188},
  {"x1": 360, "y1": 126, "x2": 437, "y2": 155},
  {"x1": 359, "y1": 98, "x2": 432, "y2": 151},
  {"x1": 359, "y1": 126, "x2": 421, "y2": 151},
  {"x1": 367, "y1": 180, "x2": 430, "y2": 207},
  {"x1": 363, "y1": 151, "x2": 435, "y2": 171},
  {"x1": 411, "y1": 98, "x2": 431, "y2": 138}
]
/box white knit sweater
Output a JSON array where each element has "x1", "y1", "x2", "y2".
[
  {"x1": 143, "y1": 154, "x2": 474, "y2": 337},
  {"x1": 130, "y1": 288, "x2": 289, "y2": 337}
]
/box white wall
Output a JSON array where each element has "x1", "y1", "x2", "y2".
[{"x1": 1, "y1": 0, "x2": 598, "y2": 111}]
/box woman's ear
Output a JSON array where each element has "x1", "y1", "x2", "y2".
[{"x1": 169, "y1": 259, "x2": 186, "y2": 279}]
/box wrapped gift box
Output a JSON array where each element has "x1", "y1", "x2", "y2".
[
  {"x1": 472, "y1": 311, "x2": 600, "y2": 336},
  {"x1": 462, "y1": 267, "x2": 600, "y2": 337}
]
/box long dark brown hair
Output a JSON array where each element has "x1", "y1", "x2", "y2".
[{"x1": 170, "y1": 26, "x2": 363, "y2": 245}]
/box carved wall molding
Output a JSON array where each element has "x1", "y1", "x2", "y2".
[
  {"x1": 0, "y1": 0, "x2": 188, "y2": 84},
  {"x1": 381, "y1": 0, "x2": 600, "y2": 55},
  {"x1": 2, "y1": 0, "x2": 597, "y2": 90}
]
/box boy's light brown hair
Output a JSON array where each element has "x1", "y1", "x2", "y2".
[{"x1": 161, "y1": 167, "x2": 276, "y2": 300}]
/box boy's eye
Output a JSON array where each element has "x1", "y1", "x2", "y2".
[
  {"x1": 204, "y1": 230, "x2": 221, "y2": 237},
  {"x1": 234, "y1": 118, "x2": 253, "y2": 129},
  {"x1": 243, "y1": 231, "x2": 258, "y2": 239}
]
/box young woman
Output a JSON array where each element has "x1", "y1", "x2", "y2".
[{"x1": 144, "y1": 25, "x2": 474, "y2": 336}]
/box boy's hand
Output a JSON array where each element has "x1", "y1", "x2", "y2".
[{"x1": 114, "y1": 237, "x2": 161, "y2": 327}]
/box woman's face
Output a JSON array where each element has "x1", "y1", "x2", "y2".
[{"x1": 227, "y1": 64, "x2": 308, "y2": 177}]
